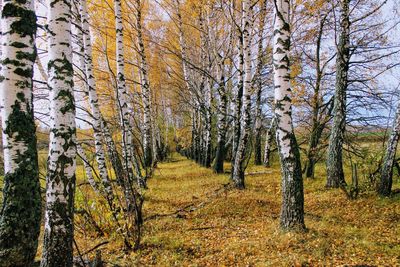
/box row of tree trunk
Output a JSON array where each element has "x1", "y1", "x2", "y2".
[
  {"x1": 0, "y1": 0, "x2": 167, "y2": 265},
  {"x1": 175, "y1": 0, "x2": 399, "y2": 232},
  {"x1": 0, "y1": 0, "x2": 398, "y2": 265}
]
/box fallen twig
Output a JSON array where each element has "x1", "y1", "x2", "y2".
[
  {"x1": 73, "y1": 238, "x2": 87, "y2": 267},
  {"x1": 82, "y1": 241, "x2": 110, "y2": 256},
  {"x1": 144, "y1": 183, "x2": 233, "y2": 221},
  {"x1": 188, "y1": 226, "x2": 216, "y2": 231},
  {"x1": 245, "y1": 171, "x2": 274, "y2": 176}
]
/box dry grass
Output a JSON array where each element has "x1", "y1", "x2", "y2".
[{"x1": 72, "y1": 154, "x2": 400, "y2": 266}]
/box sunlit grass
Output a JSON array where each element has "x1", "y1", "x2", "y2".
[
  {"x1": 66, "y1": 153, "x2": 400, "y2": 266},
  {"x1": 0, "y1": 141, "x2": 398, "y2": 265}
]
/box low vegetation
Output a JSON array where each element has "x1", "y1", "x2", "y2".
[{"x1": 62, "y1": 154, "x2": 400, "y2": 266}]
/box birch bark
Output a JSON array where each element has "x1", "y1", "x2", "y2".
[
  {"x1": 77, "y1": 143, "x2": 100, "y2": 193},
  {"x1": 254, "y1": 0, "x2": 267, "y2": 166},
  {"x1": 200, "y1": 12, "x2": 212, "y2": 168},
  {"x1": 213, "y1": 60, "x2": 227, "y2": 173},
  {"x1": 134, "y1": 0, "x2": 153, "y2": 170},
  {"x1": 0, "y1": 0, "x2": 41, "y2": 264},
  {"x1": 273, "y1": 0, "x2": 305, "y2": 230},
  {"x1": 263, "y1": 118, "x2": 275, "y2": 167},
  {"x1": 174, "y1": 0, "x2": 198, "y2": 162},
  {"x1": 231, "y1": 26, "x2": 244, "y2": 176},
  {"x1": 378, "y1": 100, "x2": 400, "y2": 196},
  {"x1": 80, "y1": 0, "x2": 114, "y2": 199},
  {"x1": 326, "y1": 0, "x2": 350, "y2": 188},
  {"x1": 41, "y1": 0, "x2": 77, "y2": 264},
  {"x1": 232, "y1": 0, "x2": 252, "y2": 189},
  {"x1": 114, "y1": 0, "x2": 134, "y2": 180}
]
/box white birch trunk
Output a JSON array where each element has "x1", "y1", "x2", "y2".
[
  {"x1": 378, "y1": 99, "x2": 400, "y2": 196},
  {"x1": 0, "y1": 0, "x2": 41, "y2": 264},
  {"x1": 175, "y1": 0, "x2": 198, "y2": 161},
  {"x1": 199, "y1": 12, "x2": 212, "y2": 168},
  {"x1": 41, "y1": 0, "x2": 77, "y2": 265},
  {"x1": 134, "y1": 0, "x2": 153, "y2": 170},
  {"x1": 254, "y1": 0, "x2": 267, "y2": 165},
  {"x1": 175, "y1": 0, "x2": 191, "y2": 96},
  {"x1": 77, "y1": 143, "x2": 100, "y2": 193},
  {"x1": 80, "y1": 0, "x2": 114, "y2": 199},
  {"x1": 101, "y1": 117, "x2": 125, "y2": 184},
  {"x1": 204, "y1": 76, "x2": 212, "y2": 167},
  {"x1": 231, "y1": 16, "x2": 244, "y2": 175},
  {"x1": 263, "y1": 118, "x2": 275, "y2": 167},
  {"x1": 232, "y1": 0, "x2": 252, "y2": 189},
  {"x1": 213, "y1": 60, "x2": 228, "y2": 173},
  {"x1": 114, "y1": 0, "x2": 134, "y2": 180},
  {"x1": 273, "y1": 0, "x2": 305, "y2": 231}
]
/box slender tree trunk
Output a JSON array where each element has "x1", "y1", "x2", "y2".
[
  {"x1": 213, "y1": 61, "x2": 227, "y2": 173},
  {"x1": 232, "y1": 0, "x2": 252, "y2": 189},
  {"x1": 175, "y1": 0, "x2": 198, "y2": 162},
  {"x1": 41, "y1": 0, "x2": 76, "y2": 265},
  {"x1": 231, "y1": 28, "x2": 244, "y2": 176},
  {"x1": 273, "y1": 0, "x2": 305, "y2": 231},
  {"x1": 191, "y1": 113, "x2": 197, "y2": 160},
  {"x1": 204, "y1": 78, "x2": 212, "y2": 168},
  {"x1": 263, "y1": 118, "x2": 275, "y2": 167},
  {"x1": 304, "y1": 16, "x2": 327, "y2": 179},
  {"x1": 305, "y1": 122, "x2": 324, "y2": 178},
  {"x1": 134, "y1": 0, "x2": 153, "y2": 170},
  {"x1": 151, "y1": 98, "x2": 159, "y2": 165},
  {"x1": 254, "y1": 0, "x2": 267, "y2": 166},
  {"x1": 254, "y1": 92, "x2": 263, "y2": 165},
  {"x1": 0, "y1": 1, "x2": 41, "y2": 265},
  {"x1": 77, "y1": 144, "x2": 100, "y2": 194},
  {"x1": 110, "y1": 5, "x2": 146, "y2": 243},
  {"x1": 101, "y1": 118, "x2": 124, "y2": 184},
  {"x1": 378, "y1": 101, "x2": 400, "y2": 196},
  {"x1": 326, "y1": 0, "x2": 350, "y2": 188},
  {"x1": 80, "y1": 0, "x2": 114, "y2": 200},
  {"x1": 194, "y1": 110, "x2": 202, "y2": 164},
  {"x1": 199, "y1": 13, "x2": 212, "y2": 168},
  {"x1": 102, "y1": 105, "x2": 143, "y2": 251},
  {"x1": 114, "y1": 0, "x2": 134, "y2": 181}
]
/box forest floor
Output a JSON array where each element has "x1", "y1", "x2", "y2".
[{"x1": 72, "y1": 154, "x2": 400, "y2": 266}]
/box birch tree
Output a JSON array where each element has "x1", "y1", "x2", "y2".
[
  {"x1": 133, "y1": 0, "x2": 153, "y2": 171},
  {"x1": 211, "y1": 2, "x2": 234, "y2": 173},
  {"x1": 0, "y1": 0, "x2": 41, "y2": 265},
  {"x1": 114, "y1": 0, "x2": 134, "y2": 182},
  {"x1": 80, "y1": 0, "x2": 115, "y2": 202},
  {"x1": 273, "y1": 0, "x2": 305, "y2": 230},
  {"x1": 41, "y1": 0, "x2": 76, "y2": 264},
  {"x1": 254, "y1": 0, "x2": 267, "y2": 166},
  {"x1": 231, "y1": 2, "x2": 244, "y2": 176},
  {"x1": 174, "y1": 0, "x2": 200, "y2": 164},
  {"x1": 302, "y1": 10, "x2": 332, "y2": 179},
  {"x1": 232, "y1": 0, "x2": 252, "y2": 189},
  {"x1": 199, "y1": 11, "x2": 212, "y2": 168},
  {"x1": 77, "y1": 144, "x2": 100, "y2": 193},
  {"x1": 326, "y1": 0, "x2": 350, "y2": 188},
  {"x1": 213, "y1": 57, "x2": 228, "y2": 173},
  {"x1": 378, "y1": 98, "x2": 400, "y2": 196},
  {"x1": 263, "y1": 118, "x2": 275, "y2": 167}
]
